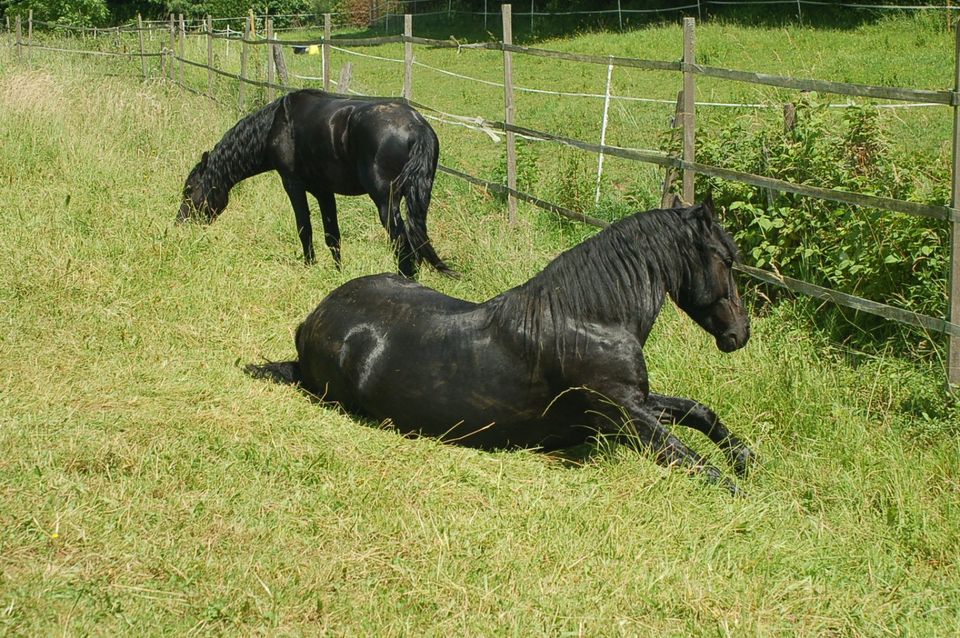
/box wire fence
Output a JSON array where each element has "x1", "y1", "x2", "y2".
[{"x1": 5, "y1": 6, "x2": 960, "y2": 387}]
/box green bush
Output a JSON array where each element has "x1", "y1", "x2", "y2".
[
  {"x1": 2, "y1": 0, "x2": 110, "y2": 26},
  {"x1": 688, "y1": 94, "x2": 950, "y2": 349}
]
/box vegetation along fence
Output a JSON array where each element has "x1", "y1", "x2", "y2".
[{"x1": 6, "y1": 5, "x2": 960, "y2": 389}]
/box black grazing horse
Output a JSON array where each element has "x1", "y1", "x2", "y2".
[
  {"x1": 246, "y1": 198, "x2": 755, "y2": 494},
  {"x1": 177, "y1": 89, "x2": 453, "y2": 277}
]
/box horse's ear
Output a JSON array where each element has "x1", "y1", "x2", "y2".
[
  {"x1": 670, "y1": 194, "x2": 684, "y2": 209},
  {"x1": 200, "y1": 151, "x2": 209, "y2": 169},
  {"x1": 699, "y1": 192, "x2": 717, "y2": 225}
]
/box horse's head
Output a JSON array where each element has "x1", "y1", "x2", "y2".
[
  {"x1": 672, "y1": 196, "x2": 750, "y2": 353},
  {"x1": 177, "y1": 152, "x2": 227, "y2": 223}
]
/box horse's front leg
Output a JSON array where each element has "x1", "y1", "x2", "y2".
[
  {"x1": 645, "y1": 393, "x2": 757, "y2": 477},
  {"x1": 313, "y1": 190, "x2": 342, "y2": 269},
  {"x1": 588, "y1": 389, "x2": 741, "y2": 496},
  {"x1": 281, "y1": 177, "x2": 315, "y2": 264}
]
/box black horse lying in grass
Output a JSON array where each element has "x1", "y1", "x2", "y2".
[
  {"x1": 247, "y1": 198, "x2": 755, "y2": 494},
  {"x1": 177, "y1": 89, "x2": 453, "y2": 278}
]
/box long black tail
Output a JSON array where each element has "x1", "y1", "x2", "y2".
[
  {"x1": 396, "y1": 131, "x2": 457, "y2": 277},
  {"x1": 244, "y1": 360, "x2": 302, "y2": 386}
]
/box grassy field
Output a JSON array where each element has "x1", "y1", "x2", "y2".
[{"x1": 2, "y1": 16, "x2": 960, "y2": 635}]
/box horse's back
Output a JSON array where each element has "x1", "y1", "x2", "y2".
[
  {"x1": 276, "y1": 90, "x2": 436, "y2": 195},
  {"x1": 293, "y1": 274, "x2": 473, "y2": 401}
]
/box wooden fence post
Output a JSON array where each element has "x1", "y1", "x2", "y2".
[
  {"x1": 15, "y1": 15, "x2": 21, "y2": 62},
  {"x1": 168, "y1": 14, "x2": 175, "y2": 81},
  {"x1": 403, "y1": 14, "x2": 413, "y2": 101},
  {"x1": 138, "y1": 14, "x2": 147, "y2": 79},
  {"x1": 948, "y1": 20, "x2": 960, "y2": 389},
  {"x1": 323, "y1": 13, "x2": 331, "y2": 91},
  {"x1": 266, "y1": 17, "x2": 275, "y2": 101},
  {"x1": 178, "y1": 14, "x2": 186, "y2": 85},
  {"x1": 682, "y1": 17, "x2": 696, "y2": 204},
  {"x1": 502, "y1": 4, "x2": 517, "y2": 224},
  {"x1": 239, "y1": 16, "x2": 249, "y2": 111},
  {"x1": 27, "y1": 10, "x2": 32, "y2": 67},
  {"x1": 206, "y1": 15, "x2": 214, "y2": 96},
  {"x1": 661, "y1": 91, "x2": 683, "y2": 208}
]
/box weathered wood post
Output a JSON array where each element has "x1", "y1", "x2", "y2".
[
  {"x1": 323, "y1": 13, "x2": 331, "y2": 91},
  {"x1": 178, "y1": 14, "x2": 186, "y2": 85},
  {"x1": 206, "y1": 16, "x2": 214, "y2": 96},
  {"x1": 403, "y1": 14, "x2": 413, "y2": 101},
  {"x1": 239, "y1": 16, "x2": 250, "y2": 110},
  {"x1": 948, "y1": 19, "x2": 960, "y2": 389},
  {"x1": 502, "y1": 3, "x2": 517, "y2": 224},
  {"x1": 168, "y1": 14, "x2": 175, "y2": 81},
  {"x1": 266, "y1": 17, "x2": 275, "y2": 101},
  {"x1": 138, "y1": 14, "x2": 148, "y2": 79},
  {"x1": 682, "y1": 17, "x2": 696, "y2": 204},
  {"x1": 15, "y1": 15, "x2": 21, "y2": 63},
  {"x1": 660, "y1": 91, "x2": 683, "y2": 208},
  {"x1": 27, "y1": 10, "x2": 32, "y2": 67}
]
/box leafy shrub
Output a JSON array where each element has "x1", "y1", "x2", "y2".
[
  {"x1": 3, "y1": 0, "x2": 110, "y2": 26},
  {"x1": 686, "y1": 94, "x2": 950, "y2": 350}
]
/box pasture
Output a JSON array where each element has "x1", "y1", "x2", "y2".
[{"x1": 2, "y1": 14, "x2": 960, "y2": 635}]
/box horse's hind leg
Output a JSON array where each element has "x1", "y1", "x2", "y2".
[
  {"x1": 646, "y1": 393, "x2": 756, "y2": 477},
  {"x1": 281, "y1": 178, "x2": 316, "y2": 264},
  {"x1": 314, "y1": 190, "x2": 342, "y2": 269},
  {"x1": 375, "y1": 196, "x2": 416, "y2": 278}
]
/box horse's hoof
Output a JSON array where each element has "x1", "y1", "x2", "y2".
[
  {"x1": 440, "y1": 267, "x2": 461, "y2": 279},
  {"x1": 731, "y1": 446, "x2": 758, "y2": 477}
]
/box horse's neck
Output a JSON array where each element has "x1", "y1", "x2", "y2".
[
  {"x1": 207, "y1": 108, "x2": 275, "y2": 192},
  {"x1": 207, "y1": 142, "x2": 270, "y2": 193}
]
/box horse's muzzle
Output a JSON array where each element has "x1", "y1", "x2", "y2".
[{"x1": 716, "y1": 324, "x2": 750, "y2": 353}]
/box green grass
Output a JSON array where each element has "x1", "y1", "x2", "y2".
[{"x1": 2, "y1": 18, "x2": 960, "y2": 635}]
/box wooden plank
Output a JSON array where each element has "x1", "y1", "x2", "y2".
[
  {"x1": 688, "y1": 161, "x2": 959, "y2": 223},
  {"x1": 474, "y1": 116, "x2": 957, "y2": 222},
  {"x1": 437, "y1": 165, "x2": 608, "y2": 228},
  {"x1": 949, "y1": 21, "x2": 960, "y2": 387},
  {"x1": 691, "y1": 63, "x2": 955, "y2": 106},
  {"x1": 436, "y1": 161, "x2": 960, "y2": 340},
  {"x1": 502, "y1": 4, "x2": 517, "y2": 224},
  {"x1": 323, "y1": 13, "x2": 331, "y2": 91},
  {"x1": 404, "y1": 14, "x2": 413, "y2": 101},
  {"x1": 501, "y1": 43, "x2": 680, "y2": 72},
  {"x1": 736, "y1": 264, "x2": 960, "y2": 339},
  {"x1": 682, "y1": 17, "x2": 696, "y2": 204}
]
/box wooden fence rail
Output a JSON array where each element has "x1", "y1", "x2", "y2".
[{"x1": 11, "y1": 7, "x2": 960, "y2": 387}]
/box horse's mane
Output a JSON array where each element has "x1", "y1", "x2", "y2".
[
  {"x1": 488, "y1": 204, "x2": 725, "y2": 359},
  {"x1": 200, "y1": 95, "x2": 286, "y2": 192}
]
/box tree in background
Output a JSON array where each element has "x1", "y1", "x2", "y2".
[{"x1": 2, "y1": 0, "x2": 110, "y2": 26}]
